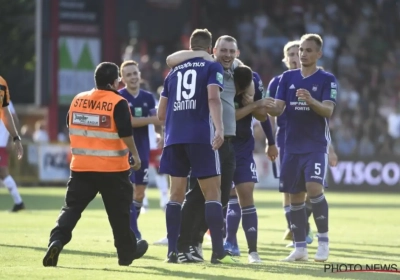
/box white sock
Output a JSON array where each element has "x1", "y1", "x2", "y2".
[
  {"x1": 4, "y1": 175, "x2": 22, "y2": 204},
  {"x1": 143, "y1": 193, "x2": 149, "y2": 207},
  {"x1": 155, "y1": 174, "x2": 169, "y2": 209}
]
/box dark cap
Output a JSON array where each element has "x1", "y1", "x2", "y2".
[{"x1": 94, "y1": 62, "x2": 120, "y2": 88}]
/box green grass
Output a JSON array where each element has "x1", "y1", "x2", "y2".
[{"x1": 0, "y1": 187, "x2": 399, "y2": 280}]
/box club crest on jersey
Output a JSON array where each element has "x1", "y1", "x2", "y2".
[
  {"x1": 143, "y1": 102, "x2": 148, "y2": 107},
  {"x1": 312, "y1": 85, "x2": 318, "y2": 91}
]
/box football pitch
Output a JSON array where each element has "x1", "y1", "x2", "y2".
[{"x1": 0, "y1": 187, "x2": 399, "y2": 280}]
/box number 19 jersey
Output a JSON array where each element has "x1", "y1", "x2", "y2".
[{"x1": 161, "y1": 58, "x2": 224, "y2": 147}]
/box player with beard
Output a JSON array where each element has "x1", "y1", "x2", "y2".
[
  {"x1": 165, "y1": 35, "x2": 271, "y2": 262},
  {"x1": 158, "y1": 29, "x2": 238, "y2": 264}
]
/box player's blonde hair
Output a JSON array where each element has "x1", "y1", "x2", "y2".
[
  {"x1": 120, "y1": 60, "x2": 139, "y2": 76},
  {"x1": 300, "y1": 34, "x2": 323, "y2": 50},
  {"x1": 282, "y1": 40, "x2": 300, "y2": 62}
]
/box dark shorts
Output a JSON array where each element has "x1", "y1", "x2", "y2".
[
  {"x1": 129, "y1": 161, "x2": 149, "y2": 185},
  {"x1": 232, "y1": 137, "x2": 258, "y2": 185},
  {"x1": 279, "y1": 152, "x2": 328, "y2": 194},
  {"x1": 159, "y1": 143, "x2": 220, "y2": 178}
]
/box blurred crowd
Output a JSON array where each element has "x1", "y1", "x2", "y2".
[{"x1": 122, "y1": 1, "x2": 400, "y2": 157}]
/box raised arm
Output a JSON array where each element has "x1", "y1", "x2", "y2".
[{"x1": 166, "y1": 50, "x2": 213, "y2": 68}]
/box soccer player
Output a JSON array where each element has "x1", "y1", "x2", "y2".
[
  {"x1": 158, "y1": 28, "x2": 237, "y2": 264},
  {"x1": 223, "y1": 65, "x2": 270, "y2": 264},
  {"x1": 165, "y1": 35, "x2": 242, "y2": 262},
  {"x1": 267, "y1": 41, "x2": 338, "y2": 248},
  {"x1": 119, "y1": 60, "x2": 163, "y2": 240},
  {"x1": 265, "y1": 34, "x2": 337, "y2": 262},
  {"x1": 267, "y1": 40, "x2": 315, "y2": 246},
  {"x1": 0, "y1": 100, "x2": 25, "y2": 211}
]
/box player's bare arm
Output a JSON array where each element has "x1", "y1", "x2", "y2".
[
  {"x1": 156, "y1": 96, "x2": 168, "y2": 122},
  {"x1": 2, "y1": 107, "x2": 23, "y2": 159},
  {"x1": 154, "y1": 124, "x2": 164, "y2": 149},
  {"x1": 154, "y1": 124, "x2": 163, "y2": 137},
  {"x1": 121, "y1": 136, "x2": 141, "y2": 171},
  {"x1": 130, "y1": 115, "x2": 163, "y2": 128},
  {"x1": 265, "y1": 143, "x2": 278, "y2": 162},
  {"x1": 328, "y1": 143, "x2": 338, "y2": 167},
  {"x1": 265, "y1": 98, "x2": 285, "y2": 116},
  {"x1": 208, "y1": 84, "x2": 224, "y2": 150},
  {"x1": 297, "y1": 88, "x2": 335, "y2": 118},
  {"x1": 252, "y1": 99, "x2": 271, "y2": 122},
  {"x1": 166, "y1": 50, "x2": 213, "y2": 68},
  {"x1": 236, "y1": 100, "x2": 266, "y2": 121}
]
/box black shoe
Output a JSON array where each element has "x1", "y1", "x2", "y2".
[
  {"x1": 132, "y1": 239, "x2": 148, "y2": 260},
  {"x1": 43, "y1": 240, "x2": 63, "y2": 267},
  {"x1": 189, "y1": 245, "x2": 204, "y2": 262},
  {"x1": 119, "y1": 239, "x2": 149, "y2": 266},
  {"x1": 118, "y1": 259, "x2": 132, "y2": 266},
  {"x1": 165, "y1": 251, "x2": 179, "y2": 263},
  {"x1": 11, "y1": 202, "x2": 25, "y2": 212}
]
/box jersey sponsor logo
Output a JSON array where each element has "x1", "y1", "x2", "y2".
[
  {"x1": 290, "y1": 101, "x2": 310, "y2": 111},
  {"x1": 174, "y1": 69, "x2": 197, "y2": 111},
  {"x1": 73, "y1": 98, "x2": 113, "y2": 111},
  {"x1": 134, "y1": 107, "x2": 143, "y2": 117},
  {"x1": 216, "y1": 72, "x2": 223, "y2": 84},
  {"x1": 71, "y1": 112, "x2": 111, "y2": 127},
  {"x1": 72, "y1": 112, "x2": 100, "y2": 126},
  {"x1": 289, "y1": 84, "x2": 295, "y2": 89},
  {"x1": 330, "y1": 89, "x2": 337, "y2": 99}
]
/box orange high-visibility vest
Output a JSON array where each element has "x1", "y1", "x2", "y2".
[{"x1": 68, "y1": 89, "x2": 130, "y2": 172}]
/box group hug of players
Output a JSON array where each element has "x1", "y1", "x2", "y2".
[{"x1": 122, "y1": 29, "x2": 339, "y2": 264}]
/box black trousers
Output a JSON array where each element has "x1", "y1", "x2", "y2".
[
  {"x1": 177, "y1": 138, "x2": 236, "y2": 250},
  {"x1": 48, "y1": 170, "x2": 137, "y2": 263}
]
